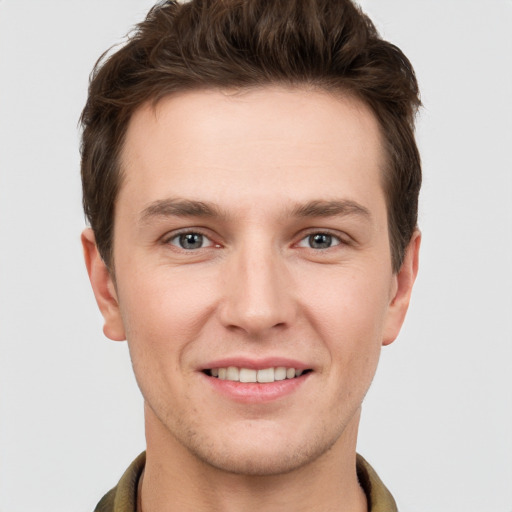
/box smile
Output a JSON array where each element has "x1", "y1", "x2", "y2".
[{"x1": 206, "y1": 367, "x2": 309, "y2": 383}]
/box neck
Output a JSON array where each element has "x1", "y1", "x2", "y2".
[{"x1": 140, "y1": 406, "x2": 367, "y2": 512}]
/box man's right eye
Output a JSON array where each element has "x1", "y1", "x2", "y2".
[{"x1": 168, "y1": 232, "x2": 215, "y2": 250}]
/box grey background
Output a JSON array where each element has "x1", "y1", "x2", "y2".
[{"x1": 1, "y1": 1, "x2": 511, "y2": 511}]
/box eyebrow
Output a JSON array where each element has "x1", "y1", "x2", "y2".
[
  {"x1": 140, "y1": 198, "x2": 371, "y2": 223},
  {"x1": 140, "y1": 198, "x2": 225, "y2": 223},
  {"x1": 291, "y1": 199, "x2": 371, "y2": 219}
]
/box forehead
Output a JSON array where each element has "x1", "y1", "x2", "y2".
[{"x1": 118, "y1": 87, "x2": 386, "y2": 219}]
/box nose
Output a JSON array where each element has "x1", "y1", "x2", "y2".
[{"x1": 218, "y1": 241, "x2": 297, "y2": 337}]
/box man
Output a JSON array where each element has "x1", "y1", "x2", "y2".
[{"x1": 80, "y1": 0, "x2": 421, "y2": 510}]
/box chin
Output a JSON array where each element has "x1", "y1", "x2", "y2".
[
  {"x1": 193, "y1": 444, "x2": 325, "y2": 476},
  {"x1": 145, "y1": 392, "x2": 363, "y2": 477},
  {"x1": 179, "y1": 422, "x2": 344, "y2": 477}
]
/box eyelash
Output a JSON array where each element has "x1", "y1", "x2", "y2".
[{"x1": 163, "y1": 229, "x2": 346, "y2": 251}]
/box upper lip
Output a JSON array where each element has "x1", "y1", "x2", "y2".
[{"x1": 200, "y1": 357, "x2": 312, "y2": 371}]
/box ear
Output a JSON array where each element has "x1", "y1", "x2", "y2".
[
  {"x1": 382, "y1": 229, "x2": 421, "y2": 346},
  {"x1": 81, "y1": 228, "x2": 126, "y2": 341}
]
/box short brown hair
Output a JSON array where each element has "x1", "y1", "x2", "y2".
[{"x1": 80, "y1": 0, "x2": 421, "y2": 272}]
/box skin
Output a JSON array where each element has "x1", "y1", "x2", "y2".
[{"x1": 83, "y1": 87, "x2": 420, "y2": 512}]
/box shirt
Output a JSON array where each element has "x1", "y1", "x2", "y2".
[{"x1": 94, "y1": 452, "x2": 397, "y2": 512}]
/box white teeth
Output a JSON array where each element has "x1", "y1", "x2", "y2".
[
  {"x1": 226, "y1": 366, "x2": 239, "y2": 381},
  {"x1": 274, "y1": 367, "x2": 287, "y2": 381},
  {"x1": 210, "y1": 366, "x2": 306, "y2": 383},
  {"x1": 239, "y1": 368, "x2": 257, "y2": 382},
  {"x1": 257, "y1": 368, "x2": 274, "y2": 383}
]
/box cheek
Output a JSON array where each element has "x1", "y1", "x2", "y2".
[
  {"x1": 300, "y1": 263, "x2": 391, "y2": 332},
  {"x1": 299, "y1": 264, "x2": 391, "y2": 373},
  {"x1": 116, "y1": 270, "x2": 221, "y2": 414},
  {"x1": 117, "y1": 268, "x2": 219, "y2": 360}
]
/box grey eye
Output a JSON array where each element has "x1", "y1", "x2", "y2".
[
  {"x1": 297, "y1": 233, "x2": 341, "y2": 249},
  {"x1": 180, "y1": 233, "x2": 203, "y2": 249},
  {"x1": 309, "y1": 233, "x2": 333, "y2": 249},
  {"x1": 170, "y1": 232, "x2": 210, "y2": 250}
]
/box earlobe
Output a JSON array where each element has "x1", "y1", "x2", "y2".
[
  {"x1": 382, "y1": 230, "x2": 421, "y2": 346},
  {"x1": 81, "y1": 228, "x2": 126, "y2": 342}
]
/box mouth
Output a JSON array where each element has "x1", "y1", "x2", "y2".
[{"x1": 204, "y1": 367, "x2": 312, "y2": 383}]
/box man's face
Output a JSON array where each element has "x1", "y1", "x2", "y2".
[{"x1": 84, "y1": 87, "x2": 418, "y2": 475}]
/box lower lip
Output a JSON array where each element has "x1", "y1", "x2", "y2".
[{"x1": 202, "y1": 373, "x2": 311, "y2": 404}]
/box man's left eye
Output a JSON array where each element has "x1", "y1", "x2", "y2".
[
  {"x1": 169, "y1": 232, "x2": 214, "y2": 250},
  {"x1": 297, "y1": 233, "x2": 341, "y2": 249}
]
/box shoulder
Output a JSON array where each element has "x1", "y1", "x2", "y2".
[{"x1": 93, "y1": 452, "x2": 146, "y2": 512}]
